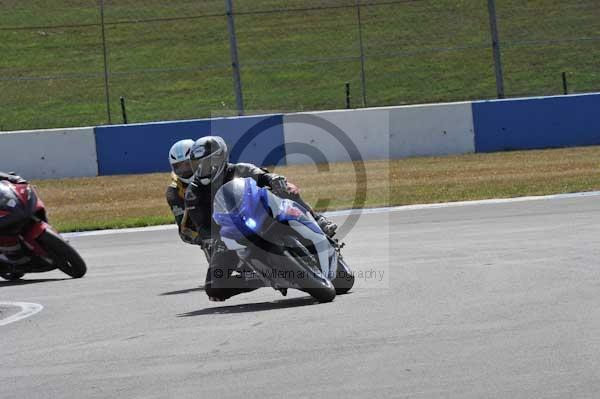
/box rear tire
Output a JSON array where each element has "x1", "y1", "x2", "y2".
[
  {"x1": 37, "y1": 230, "x2": 87, "y2": 279},
  {"x1": 0, "y1": 272, "x2": 25, "y2": 281}
]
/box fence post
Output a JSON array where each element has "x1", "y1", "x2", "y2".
[
  {"x1": 355, "y1": 0, "x2": 367, "y2": 107},
  {"x1": 99, "y1": 0, "x2": 112, "y2": 124},
  {"x1": 120, "y1": 96, "x2": 128, "y2": 124},
  {"x1": 487, "y1": 0, "x2": 505, "y2": 99},
  {"x1": 345, "y1": 82, "x2": 351, "y2": 109},
  {"x1": 225, "y1": 0, "x2": 244, "y2": 116}
]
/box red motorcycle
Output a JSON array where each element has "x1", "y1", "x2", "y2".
[{"x1": 0, "y1": 180, "x2": 86, "y2": 281}]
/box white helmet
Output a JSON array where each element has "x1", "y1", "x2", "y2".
[{"x1": 168, "y1": 139, "x2": 195, "y2": 184}]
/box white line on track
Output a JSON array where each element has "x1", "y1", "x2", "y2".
[
  {"x1": 0, "y1": 302, "x2": 44, "y2": 327},
  {"x1": 326, "y1": 190, "x2": 600, "y2": 216},
  {"x1": 63, "y1": 224, "x2": 177, "y2": 238},
  {"x1": 63, "y1": 190, "x2": 600, "y2": 238}
]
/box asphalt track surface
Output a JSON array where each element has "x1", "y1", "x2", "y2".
[{"x1": 2, "y1": 195, "x2": 600, "y2": 398}]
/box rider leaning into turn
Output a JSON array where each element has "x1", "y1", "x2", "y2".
[{"x1": 183, "y1": 136, "x2": 337, "y2": 302}]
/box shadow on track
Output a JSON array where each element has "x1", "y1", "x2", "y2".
[
  {"x1": 0, "y1": 278, "x2": 69, "y2": 287},
  {"x1": 178, "y1": 296, "x2": 318, "y2": 317},
  {"x1": 160, "y1": 286, "x2": 205, "y2": 296}
]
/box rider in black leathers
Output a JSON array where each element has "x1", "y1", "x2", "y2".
[{"x1": 184, "y1": 136, "x2": 337, "y2": 302}]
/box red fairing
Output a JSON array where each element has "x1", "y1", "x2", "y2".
[
  {"x1": 31, "y1": 186, "x2": 45, "y2": 213},
  {"x1": 13, "y1": 183, "x2": 29, "y2": 206},
  {"x1": 24, "y1": 221, "x2": 48, "y2": 241},
  {"x1": 1, "y1": 182, "x2": 51, "y2": 257},
  {"x1": 0, "y1": 235, "x2": 19, "y2": 248},
  {"x1": 35, "y1": 197, "x2": 46, "y2": 213},
  {"x1": 23, "y1": 221, "x2": 50, "y2": 257}
]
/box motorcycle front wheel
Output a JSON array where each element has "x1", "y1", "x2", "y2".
[
  {"x1": 282, "y1": 248, "x2": 336, "y2": 303},
  {"x1": 331, "y1": 255, "x2": 354, "y2": 295},
  {"x1": 37, "y1": 229, "x2": 87, "y2": 279}
]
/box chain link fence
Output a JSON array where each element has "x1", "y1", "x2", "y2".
[{"x1": 1, "y1": 0, "x2": 599, "y2": 131}]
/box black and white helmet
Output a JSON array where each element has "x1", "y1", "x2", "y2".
[{"x1": 189, "y1": 136, "x2": 228, "y2": 185}]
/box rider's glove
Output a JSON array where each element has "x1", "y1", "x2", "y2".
[{"x1": 269, "y1": 175, "x2": 289, "y2": 196}]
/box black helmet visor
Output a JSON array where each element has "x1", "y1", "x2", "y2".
[{"x1": 172, "y1": 160, "x2": 193, "y2": 179}]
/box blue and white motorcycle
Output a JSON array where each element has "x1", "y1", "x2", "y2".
[{"x1": 213, "y1": 177, "x2": 354, "y2": 303}]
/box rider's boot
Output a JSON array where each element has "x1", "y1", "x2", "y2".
[{"x1": 0, "y1": 253, "x2": 12, "y2": 266}]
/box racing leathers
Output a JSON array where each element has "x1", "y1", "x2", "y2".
[
  {"x1": 165, "y1": 172, "x2": 198, "y2": 244},
  {"x1": 184, "y1": 162, "x2": 319, "y2": 301}
]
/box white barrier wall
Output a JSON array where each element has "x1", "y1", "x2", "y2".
[
  {"x1": 0, "y1": 101, "x2": 476, "y2": 179},
  {"x1": 283, "y1": 108, "x2": 390, "y2": 164},
  {"x1": 0, "y1": 127, "x2": 98, "y2": 179},
  {"x1": 389, "y1": 102, "x2": 474, "y2": 158},
  {"x1": 283, "y1": 102, "x2": 474, "y2": 165}
]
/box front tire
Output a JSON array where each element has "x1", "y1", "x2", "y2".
[
  {"x1": 37, "y1": 230, "x2": 87, "y2": 278},
  {"x1": 332, "y1": 256, "x2": 354, "y2": 295},
  {"x1": 282, "y1": 249, "x2": 336, "y2": 303}
]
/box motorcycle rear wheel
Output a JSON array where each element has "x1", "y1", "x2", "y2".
[
  {"x1": 0, "y1": 272, "x2": 25, "y2": 281},
  {"x1": 37, "y1": 229, "x2": 87, "y2": 279}
]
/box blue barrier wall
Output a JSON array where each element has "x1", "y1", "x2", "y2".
[
  {"x1": 473, "y1": 93, "x2": 600, "y2": 153},
  {"x1": 95, "y1": 114, "x2": 286, "y2": 175}
]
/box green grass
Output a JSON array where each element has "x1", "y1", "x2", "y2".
[
  {"x1": 32, "y1": 146, "x2": 600, "y2": 232},
  {"x1": 1, "y1": 0, "x2": 600, "y2": 130}
]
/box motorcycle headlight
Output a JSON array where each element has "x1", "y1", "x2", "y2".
[{"x1": 244, "y1": 217, "x2": 257, "y2": 230}]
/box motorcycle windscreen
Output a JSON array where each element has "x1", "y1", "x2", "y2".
[
  {"x1": 0, "y1": 182, "x2": 27, "y2": 229},
  {"x1": 213, "y1": 178, "x2": 270, "y2": 241},
  {"x1": 0, "y1": 182, "x2": 27, "y2": 213}
]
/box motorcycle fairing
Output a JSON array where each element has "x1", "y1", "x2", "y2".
[
  {"x1": 0, "y1": 181, "x2": 49, "y2": 258},
  {"x1": 275, "y1": 198, "x2": 322, "y2": 235},
  {"x1": 24, "y1": 222, "x2": 49, "y2": 254},
  {"x1": 213, "y1": 178, "x2": 271, "y2": 241},
  {"x1": 214, "y1": 177, "x2": 325, "y2": 242},
  {"x1": 213, "y1": 177, "x2": 338, "y2": 279},
  {"x1": 0, "y1": 182, "x2": 43, "y2": 223},
  {"x1": 0, "y1": 182, "x2": 23, "y2": 211},
  {"x1": 287, "y1": 220, "x2": 335, "y2": 279},
  {"x1": 0, "y1": 236, "x2": 20, "y2": 252},
  {"x1": 0, "y1": 182, "x2": 27, "y2": 230}
]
